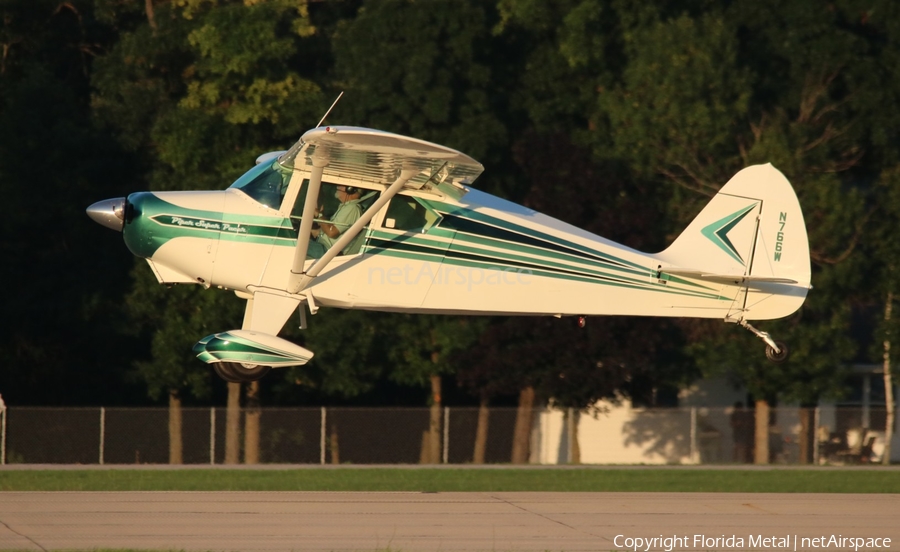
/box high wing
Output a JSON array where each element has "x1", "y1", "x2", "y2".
[
  {"x1": 279, "y1": 126, "x2": 484, "y2": 294},
  {"x1": 278, "y1": 126, "x2": 484, "y2": 195}
]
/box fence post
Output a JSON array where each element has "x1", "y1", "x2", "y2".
[
  {"x1": 442, "y1": 406, "x2": 449, "y2": 464},
  {"x1": 210, "y1": 407, "x2": 216, "y2": 465},
  {"x1": 320, "y1": 406, "x2": 326, "y2": 465},
  {"x1": 690, "y1": 407, "x2": 698, "y2": 464},
  {"x1": 99, "y1": 407, "x2": 105, "y2": 465}
]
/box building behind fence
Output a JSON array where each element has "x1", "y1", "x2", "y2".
[{"x1": 0, "y1": 404, "x2": 895, "y2": 465}]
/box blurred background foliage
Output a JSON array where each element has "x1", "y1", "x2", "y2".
[{"x1": 2, "y1": 0, "x2": 899, "y2": 411}]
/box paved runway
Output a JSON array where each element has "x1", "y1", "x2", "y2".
[{"x1": 1, "y1": 492, "x2": 898, "y2": 551}]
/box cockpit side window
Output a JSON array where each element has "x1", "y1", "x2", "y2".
[
  {"x1": 229, "y1": 160, "x2": 292, "y2": 210},
  {"x1": 289, "y1": 179, "x2": 381, "y2": 258}
]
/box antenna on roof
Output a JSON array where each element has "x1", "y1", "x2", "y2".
[{"x1": 316, "y1": 91, "x2": 344, "y2": 128}]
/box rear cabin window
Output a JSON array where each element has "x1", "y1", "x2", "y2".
[{"x1": 382, "y1": 196, "x2": 440, "y2": 232}]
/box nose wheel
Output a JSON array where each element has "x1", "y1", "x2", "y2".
[{"x1": 739, "y1": 320, "x2": 789, "y2": 363}]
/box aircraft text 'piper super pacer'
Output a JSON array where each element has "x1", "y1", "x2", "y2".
[{"x1": 88, "y1": 125, "x2": 811, "y2": 382}]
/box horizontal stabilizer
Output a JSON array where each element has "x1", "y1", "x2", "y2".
[{"x1": 661, "y1": 268, "x2": 799, "y2": 286}]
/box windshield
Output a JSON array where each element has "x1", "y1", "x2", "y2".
[{"x1": 229, "y1": 160, "x2": 292, "y2": 209}]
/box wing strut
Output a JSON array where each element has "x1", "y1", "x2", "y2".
[
  {"x1": 289, "y1": 160, "x2": 326, "y2": 278},
  {"x1": 287, "y1": 167, "x2": 418, "y2": 294}
]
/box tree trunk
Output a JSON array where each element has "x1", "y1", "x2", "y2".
[
  {"x1": 329, "y1": 423, "x2": 340, "y2": 464},
  {"x1": 168, "y1": 389, "x2": 183, "y2": 465},
  {"x1": 511, "y1": 386, "x2": 535, "y2": 464},
  {"x1": 472, "y1": 395, "x2": 489, "y2": 464},
  {"x1": 567, "y1": 408, "x2": 581, "y2": 465},
  {"x1": 225, "y1": 382, "x2": 241, "y2": 464},
  {"x1": 144, "y1": 0, "x2": 157, "y2": 32},
  {"x1": 798, "y1": 407, "x2": 814, "y2": 464},
  {"x1": 427, "y1": 373, "x2": 442, "y2": 464},
  {"x1": 754, "y1": 399, "x2": 769, "y2": 465},
  {"x1": 884, "y1": 292, "x2": 895, "y2": 465},
  {"x1": 244, "y1": 381, "x2": 261, "y2": 464}
]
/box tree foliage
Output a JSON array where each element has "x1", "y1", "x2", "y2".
[
  {"x1": 0, "y1": 0, "x2": 140, "y2": 405},
  {"x1": 91, "y1": 0, "x2": 325, "y2": 403},
  {"x1": 4, "y1": 0, "x2": 900, "y2": 411}
]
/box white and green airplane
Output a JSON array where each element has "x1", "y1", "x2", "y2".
[{"x1": 88, "y1": 126, "x2": 811, "y2": 382}]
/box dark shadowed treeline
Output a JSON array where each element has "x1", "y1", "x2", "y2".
[{"x1": 2, "y1": 0, "x2": 899, "y2": 425}]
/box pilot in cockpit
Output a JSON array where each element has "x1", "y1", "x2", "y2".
[{"x1": 307, "y1": 185, "x2": 363, "y2": 257}]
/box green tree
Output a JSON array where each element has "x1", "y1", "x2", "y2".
[
  {"x1": 329, "y1": 0, "x2": 554, "y2": 461},
  {"x1": 388, "y1": 315, "x2": 484, "y2": 463},
  {"x1": 837, "y1": 0, "x2": 900, "y2": 466},
  {"x1": 0, "y1": 0, "x2": 140, "y2": 406},
  {"x1": 332, "y1": 0, "x2": 521, "y2": 195},
  {"x1": 125, "y1": 265, "x2": 242, "y2": 462},
  {"x1": 278, "y1": 309, "x2": 388, "y2": 401},
  {"x1": 91, "y1": 0, "x2": 325, "y2": 461},
  {"x1": 862, "y1": 167, "x2": 900, "y2": 464},
  {"x1": 497, "y1": 0, "x2": 886, "y2": 466},
  {"x1": 716, "y1": 0, "x2": 884, "y2": 462}
]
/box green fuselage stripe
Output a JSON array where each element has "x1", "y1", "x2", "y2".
[
  {"x1": 133, "y1": 192, "x2": 729, "y2": 302},
  {"x1": 420, "y1": 199, "x2": 650, "y2": 271},
  {"x1": 365, "y1": 239, "x2": 729, "y2": 301}
]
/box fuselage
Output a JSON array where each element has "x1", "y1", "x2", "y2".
[
  {"x1": 119, "y1": 159, "x2": 759, "y2": 320},
  {"x1": 87, "y1": 127, "x2": 811, "y2": 369}
]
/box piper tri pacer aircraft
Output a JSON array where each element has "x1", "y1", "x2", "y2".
[{"x1": 87, "y1": 126, "x2": 811, "y2": 383}]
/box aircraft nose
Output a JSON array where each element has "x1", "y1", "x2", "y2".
[{"x1": 86, "y1": 197, "x2": 127, "y2": 232}]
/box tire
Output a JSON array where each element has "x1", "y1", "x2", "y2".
[
  {"x1": 213, "y1": 362, "x2": 271, "y2": 382},
  {"x1": 213, "y1": 363, "x2": 243, "y2": 383},
  {"x1": 765, "y1": 341, "x2": 789, "y2": 363}
]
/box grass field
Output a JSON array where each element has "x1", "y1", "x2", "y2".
[{"x1": 1, "y1": 466, "x2": 899, "y2": 492}]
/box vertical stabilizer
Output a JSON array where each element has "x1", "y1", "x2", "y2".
[{"x1": 654, "y1": 164, "x2": 811, "y2": 320}]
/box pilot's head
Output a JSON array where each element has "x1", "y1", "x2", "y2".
[{"x1": 336, "y1": 185, "x2": 361, "y2": 202}]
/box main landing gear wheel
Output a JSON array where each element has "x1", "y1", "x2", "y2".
[
  {"x1": 213, "y1": 363, "x2": 242, "y2": 383},
  {"x1": 765, "y1": 341, "x2": 789, "y2": 363},
  {"x1": 213, "y1": 362, "x2": 272, "y2": 383}
]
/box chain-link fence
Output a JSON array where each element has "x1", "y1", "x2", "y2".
[{"x1": 0, "y1": 405, "x2": 894, "y2": 465}]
